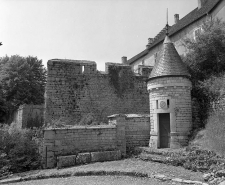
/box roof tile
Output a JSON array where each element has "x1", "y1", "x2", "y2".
[{"x1": 149, "y1": 36, "x2": 190, "y2": 79}]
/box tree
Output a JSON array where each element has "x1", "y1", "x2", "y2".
[
  {"x1": 0, "y1": 84, "x2": 8, "y2": 122},
  {"x1": 183, "y1": 18, "x2": 225, "y2": 82},
  {"x1": 182, "y1": 18, "x2": 225, "y2": 128},
  {"x1": 0, "y1": 55, "x2": 47, "y2": 111}
]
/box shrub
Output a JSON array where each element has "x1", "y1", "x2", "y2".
[{"x1": 0, "y1": 123, "x2": 42, "y2": 177}]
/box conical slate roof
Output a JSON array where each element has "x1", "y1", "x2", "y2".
[{"x1": 149, "y1": 35, "x2": 190, "y2": 80}]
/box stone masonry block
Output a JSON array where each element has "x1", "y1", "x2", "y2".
[
  {"x1": 44, "y1": 130, "x2": 55, "y2": 140},
  {"x1": 76, "y1": 152, "x2": 91, "y2": 165},
  {"x1": 91, "y1": 150, "x2": 121, "y2": 163},
  {"x1": 57, "y1": 155, "x2": 76, "y2": 168}
]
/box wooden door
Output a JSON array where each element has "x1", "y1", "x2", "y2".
[{"x1": 159, "y1": 113, "x2": 170, "y2": 148}]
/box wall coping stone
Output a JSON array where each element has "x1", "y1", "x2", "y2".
[
  {"x1": 44, "y1": 125, "x2": 116, "y2": 131},
  {"x1": 48, "y1": 59, "x2": 96, "y2": 65},
  {"x1": 108, "y1": 114, "x2": 150, "y2": 118}
]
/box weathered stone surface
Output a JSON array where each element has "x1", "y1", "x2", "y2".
[
  {"x1": 45, "y1": 60, "x2": 149, "y2": 125},
  {"x1": 91, "y1": 150, "x2": 121, "y2": 162},
  {"x1": 57, "y1": 155, "x2": 76, "y2": 168},
  {"x1": 76, "y1": 153, "x2": 91, "y2": 165}
]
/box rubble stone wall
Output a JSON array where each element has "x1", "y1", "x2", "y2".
[{"x1": 45, "y1": 59, "x2": 149, "y2": 125}]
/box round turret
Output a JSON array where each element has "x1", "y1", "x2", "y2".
[{"x1": 147, "y1": 35, "x2": 192, "y2": 149}]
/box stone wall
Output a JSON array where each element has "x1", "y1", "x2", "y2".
[
  {"x1": 43, "y1": 115, "x2": 126, "y2": 168},
  {"x1": 12, "y1": 104, "x2": 44, "y2": 128},
  {"x1": 45, "y1": 59, "x2": 149, "y2": 125},
  {"x1": 108, "y1": 114, "x2": 150, "y2": 149}
]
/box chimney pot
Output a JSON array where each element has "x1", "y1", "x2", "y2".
[
  {"x1": 121, "y1": 56, "x2": 127, "y2": 64},
  {"x1": 148, "y1": 38, "x2": 154, "y2": 44},
  {"x1": 174, "y1": 14, "x2": 179, "y2": 24},
  {"x1": 146, "y1": 38, "x2": 154, "y2": 48}
]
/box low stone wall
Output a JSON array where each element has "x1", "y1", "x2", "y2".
[
  {"x1": 108, "y1": 114, "x2": 150, "y2": 149},
  {"x1": 43, "y1": 115, "x2": 126, "y2": 168}
]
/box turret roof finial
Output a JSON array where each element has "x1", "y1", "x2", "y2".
[{"x1": 166, "y1": 8, "x2": 169, "y2": 36}]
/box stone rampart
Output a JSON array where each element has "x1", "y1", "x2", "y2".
[{"x1": 45, "y1": 59, "x2": 149, "y2": 125}]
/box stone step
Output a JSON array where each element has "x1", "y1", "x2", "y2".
[{"x1": 134, "y1": 146, "x2": 186, "y2": 156}]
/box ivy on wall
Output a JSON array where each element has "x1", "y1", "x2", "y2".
[{"x1": 108, "y1": 65, "x2": 135, "y2": 98}]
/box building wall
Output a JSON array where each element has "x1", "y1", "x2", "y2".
[
  {"x1": 147, "y1": 77, "x2": 192, "y2": 148},
  {"x1": 108, "y1": 114, "x2": 150, "y2": 148},
  {"x1": 131, "y1": 16, "x2": 207, "y2": 73},
  {"x1": 212, "y1": 0, "x2": 225, "y2": 22},
  {"x1": 45, "y1": 60, "x2": 149, "y2": 125}
]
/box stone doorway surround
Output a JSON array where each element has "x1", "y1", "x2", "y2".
[{"x1": 149, "y1": 96, "x2": 176, "y2": 149}]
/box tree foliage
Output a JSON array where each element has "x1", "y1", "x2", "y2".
[
  {"x1": 183, "y1": 18, "x2": 225, "y2": 82},
  {"x1": 182, "y1": 18, "x2": 225, "y2": 128},
  {"x1": 0, "y1": 84, "x2": 8, "y2": 122},
  {"x1": 0, "y1": 55, "x2": 47, "y2": 122}
]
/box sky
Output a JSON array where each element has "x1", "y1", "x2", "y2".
[{"x1": 0, "y1": 0, "x2": 197, "y2": 71}]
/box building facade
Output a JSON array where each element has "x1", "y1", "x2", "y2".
[{"x1": 127, "y1": 0, "x2": 225, "y2": 74}]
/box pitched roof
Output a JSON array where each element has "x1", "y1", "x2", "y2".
[
  {"x1": 127, "y1": 0, "x2": 222, "y2": 65},
  {"x1": 148, "y1": 36, "x2": 190, "y2": 80}
]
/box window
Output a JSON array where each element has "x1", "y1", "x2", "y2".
[
  {"x1": 194, "y1": 27, "x2": 202, "y2": 41},
  {"x1": 167, "y1": 99, "x2": 170, "y2": 108}
]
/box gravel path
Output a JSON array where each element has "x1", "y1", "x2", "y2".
[
  {"x1": 1, "y1": 158, "x2": 204, "y2": 184},
  {"x1": 28, "y1": 158, "x2": 203, "y2": 181}
]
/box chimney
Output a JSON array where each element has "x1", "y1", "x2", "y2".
[
  {"x1": 174, "y1": 14, "x2": 179, "y2": 24},
  {"x1": 121, "y1": 56, "x2": 127, "y2": 64},
  {"x1": 146, "y1": 38, "x2": 154, "y2": 48},
  {"x1": 198, "y1": 0, "x2": 207, "y2": 9}
]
